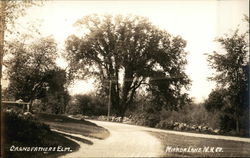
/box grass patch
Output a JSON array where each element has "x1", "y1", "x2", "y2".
[
  {"x1": 35, "y1": 113, "x2": 110, "y2": 139},
  {"x1": 150, "y1": 131, "x2": 250, "y2": 157},
  {"x1": 2, "y1": 112, "x2": 79, "y2": 158}
]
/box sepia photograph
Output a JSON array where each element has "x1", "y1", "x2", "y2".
[{"x1": 0, "y1": 0, "x2": 249, "y2": 157}]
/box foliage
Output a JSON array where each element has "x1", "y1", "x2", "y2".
[
  {"x1": 0, "y1": 0, "x2": 39, "y2": 58},
  {"x1": 204, "y1": 87, "x2": 249, "y2": 136},
  {"x1": 6, "y1": 36, "x2": 57, "y2": 102},
  {"x1": 207, "y1": 17, "x2": 249, "y2": 134},
  {"x1": 6, "y1": 36, "x2": 69, "y2": 113},
  {"x1": 131, "y1": 102, "x2": 220, "y2": 130},
  {"x1": 66, "y1": 14, "x2": 190, "y2": 117},
  {"x1": 204, "y1": 88, "x2": 225, "y2": 112},
  {"x1": 1, "y1": 0, "x2": 41, "y2": 109},
  {"x1": 66, "y1": 94, "x2": 107, "y2": 116},
  {"x1": 1, "y1": 0, "x2": 38, "y2": 29},
  {"x1": 40, "y1": 69, "x2": 70, "y2": 114},
  {"x1": 2, "y1": 111, "x2": 79, "y2": 158},
  {"x1": 41, "y1": 91, "x2": 70, "y2": 114},
  {"x1": 4, "y1": 111, "x2": 50, "y2": 146}
]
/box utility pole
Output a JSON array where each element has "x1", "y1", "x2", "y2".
[{"x1": 107, "y1": 79, "x2": 112, "y2": 121}]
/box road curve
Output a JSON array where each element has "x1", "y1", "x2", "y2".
[
  {"x1": 59, "y1": 120, "x2": 163, "y2": 157},
  {"x1": 90, "y1": 120, "x2": 250, "y2": 143},
  {"x1": 59, "y1": 120, "x2": 250, "y2": 158}
]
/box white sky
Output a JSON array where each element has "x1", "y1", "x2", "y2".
[{"x1": 14, "y1": 0, "x2": 249, "y2": 102}]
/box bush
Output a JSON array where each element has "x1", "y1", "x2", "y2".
[
  {"x1": 2, "y1": 111, "x2": 79, "y2": 158},
  {"x1": 131, "y1": 103, "x2": 221, "y2": 134},
  {"x1": 156, "y1": 120, "x2": 174, "y2": 129},
  {"x1": 4, "y1": 111, "x2": 50, "y2": 145},
  {"x1": 157, "y1": 104, "x2": 221, "y2": 129},
  {"x1": 66, "y1": 94, "x2": 107, "y2": 116}
]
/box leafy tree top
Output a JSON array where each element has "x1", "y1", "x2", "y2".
[{"x1": 66, "y1": 14, "x2": 190, "y2": 115}]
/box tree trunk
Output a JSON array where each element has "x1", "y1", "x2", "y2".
[
  {"x1": 236, "y1": 114, "x2": 240, "y2": 134},
  {"x1": 120, "y1": 108, "x2": 126, "y2": 121},
  {"x1": 0, "y1": 1, "x2": 6, "y2": 109},
  {"x1": 110, "y1": 80, "x2": 120, "y2": 115},
  {"x1": 120, "y1": 102, "x2": 130, "y2": 121},
  {"x1": 234, "y1": 101, "x2": 240, "y2": 134},
  {"x1": 0, "y1": 3, "x2": 6, "y2": 157}
]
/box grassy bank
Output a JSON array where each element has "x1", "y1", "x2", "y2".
[
  {"x1": 150, "y1": 131, "x2": 250, "y2": 157},
  {"x1": 2, "y1": 112, "x2": 79, "y2": 158},
  {"x1": 3, "y1": 112, "x2": 110, "y2": 158},
  {"x1": 36, "y1": 113, "x2": 110, "y2": 139}
]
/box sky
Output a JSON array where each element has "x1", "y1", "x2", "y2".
[{"x1": 13, "y1": 0, "x2": 249, "y2": 102}]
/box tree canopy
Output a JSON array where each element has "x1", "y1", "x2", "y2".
[
  {"x1": 207, "y1": 17, "x2": 249, "y2": 133},
  {"x1": 66, "y1": 14, "x2": 190, "y2": 117},
  {"x1": 1, "y1": 0, "x2": 40, "y2": 109},
  {"x1": 6, "y1": 36, "x2": 60, "y2": 103},
  {"x1": 204, "y1": 88, "x2": 225, "y2": 112}
]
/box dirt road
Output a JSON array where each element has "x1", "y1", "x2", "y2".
[
  {"x1": 59, "y1": 120, "x2": 250, "y2": 157},
  {"x1": 59, "y1": 120, "x2": 163, "y2": 157}
]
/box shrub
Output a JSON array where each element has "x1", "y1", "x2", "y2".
[
  {"x1": 2, "y1": 111, "x2": 79, "y2": 158},
  {"x1": 66, "y1": 94, "x2": 107, "y2": 116},
  {"x1": 131, "y1": 103, "x2": 221, "y2": 134},
  {"x1": 3, "y1": 111, "x2": 50, "y2": 146}
]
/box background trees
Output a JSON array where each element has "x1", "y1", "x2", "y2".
[
  {"x1": 1, "y1": 0, "x2": 39, "y2": 108},
  {"x1": 6, "y1": 36, "x2": 57, "y2": 101},
  {"x1": 6, "y1": 36, "x2": 69, "y2": 113},
  {"x1": 66, "y1": 94, "x2": 107, "y2": 116},
  {"x1": 204, "y1": 89, "x2": 225, "y2": 112},
  {"x1": 66, "y1": 14, "x2": 190, "y2": 117},
  {"x1": 207, "y1": 17, "x2": 249, "y2": 134},
  {"x1": 39, "y1": 68, "x2": 70, "y2": 114}
]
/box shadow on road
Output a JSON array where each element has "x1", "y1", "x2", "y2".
[{"x1": 54, "y1": 131, "x2": 94, "y2": 145}]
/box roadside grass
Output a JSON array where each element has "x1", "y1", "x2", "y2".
[
  {"x1": 35, "y1": 113, "x2": 110, "y2": 139},
  {"x1": 150, "y1": 131, "x2": 250, "y2": 157},
  {"x1": 2, "y1": 112, "x2": 79, "y2": 158}
]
